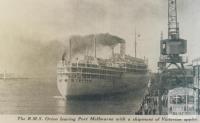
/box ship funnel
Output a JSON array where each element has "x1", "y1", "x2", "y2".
[
  {"x1": 93, "y1": 35, "x2": 97, "y2": 58},
  {"x1": 69, "y1": 39, "x2": 72, "y2": 59},
  {"x1": 111, "y1": 46, "x2": 114, "y2": 57},
  {"x1": 62, "y1": 52, "x2": 66, "y2": 61},
  {"x1": 120, "y1": 42, "x2": 125, "y2": 57}
]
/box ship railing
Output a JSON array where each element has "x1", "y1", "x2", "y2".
[
  {"x1": 62, "y1": 63, "x2": 147, "y2": 74},
  {"x1": 70, "y1": 65, "x2": 125, "y2": 73},
  {"x1": 127, "y1": 68, "x2": 147, "y2": 71},
  {"x1": 67, "y1": 66, "x2": 147, "y2": 74},
  {"x1": 60, "y1": 71, "x2": 120, "y2": 77},
  {"x1": 123, "y1": 65, "x2": 147, "y2": 71},
  {"x1": 68, "y1": 72, "x2": 121, "y2": 80},
  {"x1": 62, "y1": 68, "x2": 146, "y2": 76},
  {"x1": 69, "y1": 61, "x2": 147, "y2": 69},
  {"x1": 126, "y1": 65, "x2": 146, "y2": 69},
  {"x1": 61, "y1": 71, "x2": 119, "y2": 75}
]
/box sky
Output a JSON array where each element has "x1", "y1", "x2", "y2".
[{"x1": 0, "y1": 0, "x2": 200, "y2": 75}]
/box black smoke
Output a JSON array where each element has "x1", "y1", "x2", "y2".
[{"x1": 69, "y1": 33, "x2": 125, "y2": 56}]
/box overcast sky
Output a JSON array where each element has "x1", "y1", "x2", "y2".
[{"x1": 0, "y1": 0, "x2": 200, "y2": 73}]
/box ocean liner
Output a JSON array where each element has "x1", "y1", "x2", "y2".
[{"x1": 57, "y1": 33, "x2": 149, "y2": 98}]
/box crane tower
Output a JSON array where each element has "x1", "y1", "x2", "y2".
[{"x1": 158, "y1": 0, "x2": 187, "y2": 72}]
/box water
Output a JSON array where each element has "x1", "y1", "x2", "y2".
[{"x1": 0, "y1": 78, "x2": 145, "y2": 115}]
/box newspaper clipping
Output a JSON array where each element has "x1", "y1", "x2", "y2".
[{"x1": 0, "y1": 0, "x2": 200, "y2": 123}]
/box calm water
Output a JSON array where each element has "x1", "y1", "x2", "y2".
[{"x1": 0, "y1": 78, "x2": 145, "y2": 115}]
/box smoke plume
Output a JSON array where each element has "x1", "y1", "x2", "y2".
[{"x1": 69, "y1": 33, "x2": 125, "y2": 56}]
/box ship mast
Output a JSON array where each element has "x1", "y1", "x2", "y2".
[
  {"x1": 134, "y1": 28, "x2": 140, "y2": 58},
  {"x1": 69, "y1": 39, "x2": 72, "y2": 60},
  {"x1": 135, "y1": 28, "x2": 137, "y2": 58},
  {"x1": 93, "y1": 35, "x2": 97, "y2": 58}
]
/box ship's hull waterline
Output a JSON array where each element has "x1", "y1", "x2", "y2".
[{"x1": 57, "y1": 72, "x2": 149, "y2": 98}]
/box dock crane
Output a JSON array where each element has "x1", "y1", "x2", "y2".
[
  {"x1": 157, "y1": 0, "x2": 188, "y2": 114},
  {"x1": 158, "y1": 0, "x2": 187, "y2": 71}
]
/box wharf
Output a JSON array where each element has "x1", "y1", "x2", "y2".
[
  {"x1": 135, "y1": 74, "x2": 168, "y2": 115},
  {"x1": 135, "y1": 89, "x2": 168, "y2": 115}
]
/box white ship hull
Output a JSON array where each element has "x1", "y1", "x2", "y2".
[{"x1": 57, "y1": 72, "x2": 149, "y2": 98}]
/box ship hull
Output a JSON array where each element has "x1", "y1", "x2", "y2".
[{"x1": 57, "y1": 72, "x2": 149, "y2": 98}]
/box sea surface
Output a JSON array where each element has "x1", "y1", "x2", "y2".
[{"x1": 0, "y1": 78, "x2": 146, "y2": 115}]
